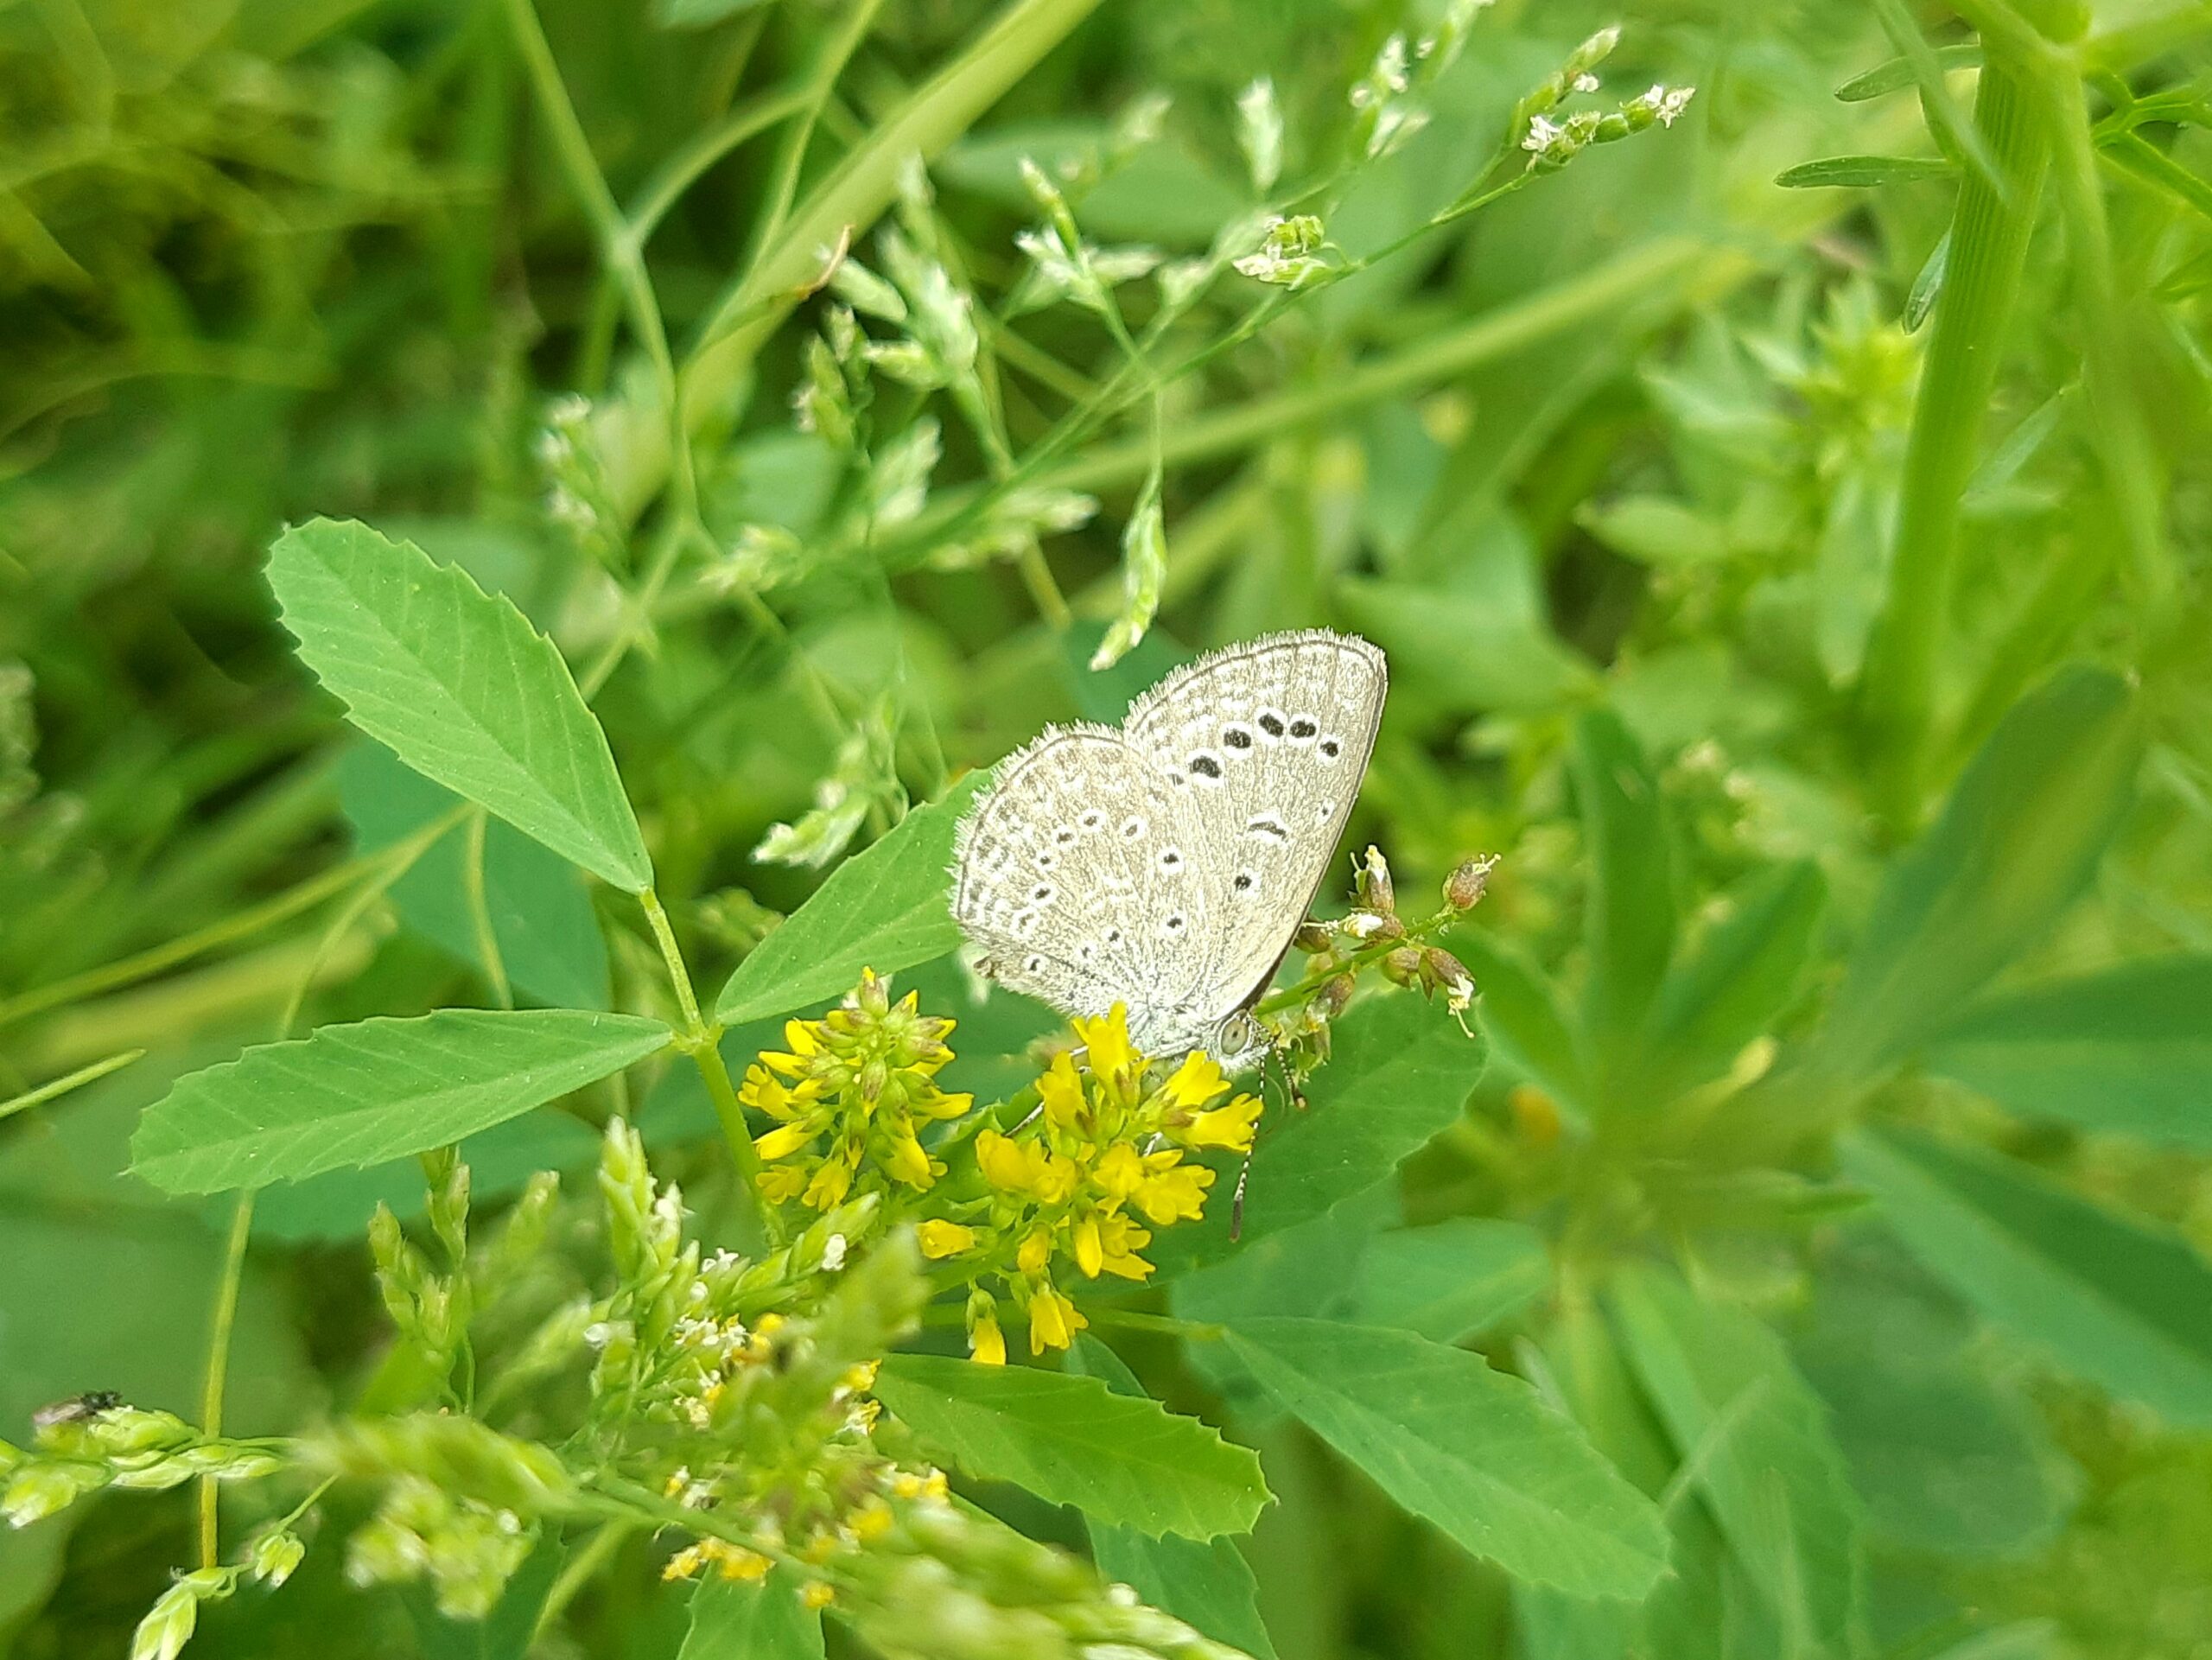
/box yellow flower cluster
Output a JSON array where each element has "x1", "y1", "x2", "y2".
[
  {"x1": 742, "y1": 970, "x2": 972, "y2": 1210},
  {"x1": 918, "y1": 1005, "x2": 1262, "y2": 1360}
]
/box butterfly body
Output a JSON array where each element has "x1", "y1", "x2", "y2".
[{"x1": 950, "y1": 630, "x2": 1387, "y2": 1061}]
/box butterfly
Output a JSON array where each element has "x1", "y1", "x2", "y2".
[{"x1": 950, "y1": 630, "x2": 1388, "y2": 1065}]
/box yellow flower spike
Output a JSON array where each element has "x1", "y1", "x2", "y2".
[
  {"x1": 804, "y1": 1158, "x2": 855, "y2": 1209},
  {"x1": 975, "y1": 1130, "x2": 1028, "y2": 1193},
  {"x1": 844, "y1": 1359, "x2": 881, "y2": 1391},
  {"x1": 753, "y1": 1121, "x2": 817, "y2": 1161},
  {"x1": 1094, "y1": 1142, "x2": 1146, "y2": 1201},
  {"x1": 712, "y1": 1543, "x2": 772, "y2": 1581},
  {"x1": 1072, "y1": 1214, "x2": 1104, "y2": 1278},
  {"x1": 969, "y1": 1309, "x2": 1007, "y2": 1366},
  {"x1": 758, "y1": 1164, "x2": 808, "y2": 1203},
  {"x1": 1038, "y1": 1052, "x2": 1086, "y2": 1129},
  {"x1": 1026, "y1": 1283, "x2": 1088, "y2": 1354},
  {"x1": 1072, "y1": 1005, "x2": 1135, "y2": 1085},
  {"x1": 915, "y1": 1219, "x2": 977, "y2": 1258},
  {"x1": 1017, "y1": 1228, "x2": 1052, "y2": 1275},
  {"x1": 661, "y1": 1544, "x2": 708, "y2": 1582},
  {"x1": 919, "y1": 1088, "x2": 973, "y2": 1122},
  {"x1": 1098, "y1": 1212, "x2": 1155, "y2": 1280},
  {"x1": 1134, "y1": 1160, "x2": 1214, "y2": 1225},
  {"x1": 1158, "y1": 1050, "x2": 1229, "y2": 1110},
  {"x1": 802, "y1": 1583, "x2": 836, "y2": 1611},
  {"x1": 1179, "y1": 1092, "x2": 1265, "y2": 1154},
  {"x1": 884, "y1": 1131, "x2": 935, "y2": 1189},
  {"x1": 849, "y1": 1498, "x2": 894, "y2": 1542},
  {"x1": 1034, "y1": 1148, "x2": 1078, "y2": 1204}
]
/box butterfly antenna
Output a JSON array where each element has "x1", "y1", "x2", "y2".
[{"x1": 1230, "y1": 1153, "x2": 1252, "y2": 1242}]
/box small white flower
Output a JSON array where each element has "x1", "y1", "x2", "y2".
[
  {"x1": 822, "y1": 1233, "x2": 849, "y2": 1272},
  {"x1": 1658, "y1": 86, "x2": 1695, "y2": 126},
  {"x1": 1572, "y1": 72, "x2": 1599, "y2": 92},
  {"x1": 1522, "y1": 114, "x2": 1565, "y2": 155}
]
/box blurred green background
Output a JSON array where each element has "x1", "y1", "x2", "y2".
[{"x1": 3, "y1": 0, "x2": 2212, "y2": 1655}]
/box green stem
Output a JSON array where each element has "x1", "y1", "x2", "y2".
[
  {"x1": 197, "y1": 1192, "x2": 255, "y2": 1568},
  {"x1": 1859, "y1": 54, "x2": 2049, "y2": 832},
  {"x1": 535, "y1": 1518, "x2": 635, "y2": 1638},
  {"x1": 462, "y1": 808, "x2": 514, "y2": 1010},
  {"x1": 878, "y1": 235, "x2": 1715, "y2": 571},
  {"x1": 0, "y1": 1048, "x2": 143, "y2": 1124},
  {"x1": 683, "y1": 0, "x2": 1105, "y2": 426},
  {"x1": 638, "y1": 890, "x2": 779, "y2": 1243}
]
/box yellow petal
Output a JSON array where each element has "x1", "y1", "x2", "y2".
[
  {"x1": 1095, "y1": 1142, "x2": 1146, "y2": 1201},
  {"x1": 885, "y1": 1132, "x2": 936, "y2": 1188},
  {"x1": 1073, "y1": 1214, "x2": 1103, "y2": 1278},
  {"x1": 1073, "y1": 1004, "x2": 1134, "y2": 1082},
  {"x1": 1017, "y1": 1228, "x2": 1052, "y2": 1275},
  {"x1": 976, "y1": 1130, "x2": 1029, "y2": 1193},
  {"x1": 1038, "y1": 1052, "x2": 1086, "y2": 1129},
  {"x1": 1180, "y1": 1093, "x2": 1264, "y2": 1154},
  {"x1": 969, "y1": 1312, "x2": 1007, "y2": 1366},
  {"x1": 1159, "y1": 1050, "x2": 1228, "y2": 1110},
  {"x1": 753, "y1": 1121, "x2": 817, "y2": 1161},
  {"x1": 916, "y1": 1219, "x2": 977, "y2": 1258},
  {"x1": 1026, "y1": 1285, "x2": 1088, "y2": 1354},
  {"x1": 785, "y1": 1019, "x2": 822, "y2": 1056}
]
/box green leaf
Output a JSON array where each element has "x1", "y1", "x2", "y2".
[
  {"x1": 874, "y1": 1353, "x2": 1269, "y2": 1539},
  {"x1": 1775, "y1": 156, "x2": 1956, "y2": 188},
  {"x1": 714, "y1": 773, "x2": 987, "y2": 1025},
  {"x1": 1573, "y1": 709, "x2": 1676, "y2": 1091},
  {"x1": 679, "y1": 1577, "x2": 823, "y2": 1660},
  {"x1": 1150, "y1": 995, "x2": 1481, "y2": 1277},
  {"x1": 1608, "y1": 1265, "x2": 1864, "y2": 1654},
  {"x1": 1068, "y1": 1336, "x2": 1277, "y2": 1660},
  {"x1": 1578, "y1": 496, "x2": 1732, "y2": 568},
  {"x1": 1338, "y1": 578, "x2": 1594, "y2": 715},
  {"x1": 1840, "y1": 1123, "x2": 2212, "y2": 1427},
  {"x1": 267, "y1": 518, "x2": 652, "y2": 893},
  {"x1": 340, "y1": 741, "x2": 611, "y2": 1010},
  {"x1": 1834, "y1": 43, "x2": 1981, "y2": 102},
  {"x1": 403, "y1": 1538, "x2": 564, "y2": 1660},
  {"x1": 1452, "y1": 931, "x2": 1588, "y2": 1113},
  {"x1": 1224, "y1": 1318, "x2": 1669, "y2": 1600},
  {"x1": 1173, "y1": 1186, "x2": 1397, "y2": 1421},
  {"x1": 1822, "y1": 666, "x2": 2139, "y2": 1075},
  {"x1": 1797, "y1": 1345, "x2": 2070, "y2": 1559},
  {"x1": 131, "y1": 1010, "x2": 672, "y2": 1193},
  {"x1": 1643, "y1": 861, "x2": 1825, "y2": 1098},
  {"x1": 1357, "y1": 1218, "x2": 1550, "y2": 1344},
  {"x1": 1922, "y1": 956, "x2": 2212, "y2": 1149}
]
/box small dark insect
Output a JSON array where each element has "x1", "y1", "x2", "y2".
[{"x1": 33, "y1": 1390, "x2": 122, "y2": 1430}]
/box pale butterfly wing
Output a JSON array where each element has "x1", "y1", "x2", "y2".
[
  {"x1": 950, "y1": 724, "x2": 1210, "y2": 1025},
  {"x1": 1122, "y1": 630, "x2": 1388, "y2": 1033}
]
